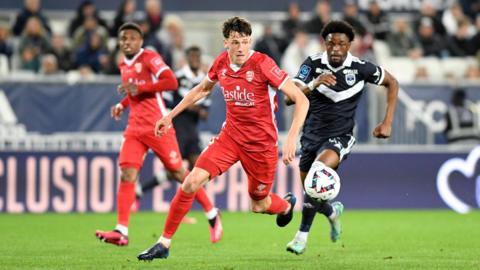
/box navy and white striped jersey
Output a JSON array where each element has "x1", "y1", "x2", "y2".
[{"x1": 293, "y1": 52, "x2": 385, "y2": 145}]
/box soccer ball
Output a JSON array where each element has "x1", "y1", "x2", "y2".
[{"x1": 304, "y1": 162, "x2": 341, "y2": 201}]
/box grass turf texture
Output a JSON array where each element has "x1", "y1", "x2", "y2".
[{"x1": 0, "y1": 211, "x2": 479, "y2": 270}]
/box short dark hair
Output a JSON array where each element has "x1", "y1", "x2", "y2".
[
  {"x1": 118, "y1": 22, "x2": 143, "y2": 37},
  {"x1": 321, "y1": 20, "x2": 355, "y2": 42},
  {"x1": 185, "y1": 45, "x2": 201, "y2": 55},
  {"x1": 222, "y1": 17, "x2": 252, "y2": 39}
]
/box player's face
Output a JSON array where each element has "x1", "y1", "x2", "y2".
[
  {"x1": 119, "y1": 29, "x2": 143, "y2": 58},
  {"x1": 325, "y1": 33, "x2": 351, "y2": 67},
  {"x1": 224, "y1": 31, "x2": 251, "y2": 66},
  {"x1": 187, "y1": 50, "x2": 201, "y2": 71}
]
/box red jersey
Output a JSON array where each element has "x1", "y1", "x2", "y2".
[
  {"x1": 119, "y1": 48, "x2": 172, "y2": 135},
  {"x1": 207, "y1": 51, "x2": 289, "y2": 152}
]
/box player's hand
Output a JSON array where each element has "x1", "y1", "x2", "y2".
[
  {"x1": 282, "y1": 136, "x2": 297, "y2": 165},
  {"x1": 117, "y1": 83, "x2": 139, "y2": 96},
  {"x1": 316, "y1": 74, "x2": 336, "y2": 87},
  {"x1": 154, "y1": 115, "x2": 172, "y2": 137},
  {"x1": 110, "y1": 103, "x2": 124, "y2": 121},
  {"x1": 373, "y1": 122, "x2": 392, "y2": 139}
]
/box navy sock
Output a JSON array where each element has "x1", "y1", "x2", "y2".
[{"x1": 299, "y1": 194, "x2": 319, "y2": 232}]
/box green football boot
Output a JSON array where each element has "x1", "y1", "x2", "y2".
[
  {"x1": 286, "y1": 239, "x2": 306, "y2": 255},
  {"x1": 329, "y1": 201, "x2": 344, "y2": 243}
]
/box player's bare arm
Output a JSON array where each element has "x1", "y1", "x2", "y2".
[
  {"x1": 281, "y1": 79, "x2": 309, "y2": 165},
  {"x1": 373, "y1": 70, "x2": 399, "y2": 139},
  {"x1": 285, "y1": 74, "x2": 337, "y2": 106},
  {"x1": 155, "y1": 78, "x2": 215, "y2": 136}
]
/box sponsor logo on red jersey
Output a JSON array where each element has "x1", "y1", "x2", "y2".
[{"x1": 222, "y1": 85, "x2": 255, "y2": 107}]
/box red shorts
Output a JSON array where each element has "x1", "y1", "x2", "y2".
[
  {"x1": 196, "y1": 131, "x2": 278, "y2": 201},
  {"x1": 119, "y1": 127, "x2": 183, "y2": 171}
]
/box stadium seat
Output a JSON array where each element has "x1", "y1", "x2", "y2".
[
  {"x1": 372, "y1": 40, "x2": 391, "y2": 67},
  {"x1": 441, "y1": 57, "x2": 472, "y2": 80},
  {"x1": 382, "y1": 57, "x2": 415, "y2": 84},
  {"x1": 415, "y1": 57, "x2": 443, "y2": 82},
  {"x1": 0, "y1": 54, "x2": 8, "y2": 76}
]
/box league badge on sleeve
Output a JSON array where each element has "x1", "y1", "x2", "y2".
[{"x1": 297, "y1": 65, "x2": 311, "y2": 80}]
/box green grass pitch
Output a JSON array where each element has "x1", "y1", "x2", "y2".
[{"x1": 1, "y1": 210, "x2": 479, "y2": 269}]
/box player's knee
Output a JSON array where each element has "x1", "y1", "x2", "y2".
[
  {"x1": 120, "y1": 168, "x2": 138, "y2": 183},
  {"x1": 251, "y1": 202, "x2": 268, "y2": 213},
  {"x1": 181, "y1": 177, "x2": 201, "y2": 194}
]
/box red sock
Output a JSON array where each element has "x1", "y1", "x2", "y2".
[
  {"x1": 265, "y1": 193, "x2": 289, "y2": 214},
  {"x1": 195, "y1": 187, "x2": 214, "y2": 212},
  {"x1": 163, "y1": 188, "x2": 195, "y2": 238},
  {"x1": 117, "y1": 182, "x2": 136, "y2": 226}
]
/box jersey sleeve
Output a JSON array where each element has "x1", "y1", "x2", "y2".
[
  {"x1": 145, "y1": 53, "x2": 170, "y2": 78},
  {"x1": 207, "y1": 55, "x2": 221, "y2": 82},
  {"x1": 363, "y1": 61, "x2": 385, "y2": 85},
  {"x1": 293, "y1": 57, "x2": 315, "y2": 86},
  {"x1": 259, "y1": 55, "x2": 289, "y2": 89}
]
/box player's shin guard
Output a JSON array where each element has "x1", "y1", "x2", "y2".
[
  {"x1": 265, "y1": 193, "x2": 289, "y2": 214},
  {"x1": 299, "y1": 194, "x2": 318, "y2": 232},
  {"x1": 117, "y1": 181, "x2": 136, "y2": 227},
  {"x1": 162, "y1": 188, "x2": 195, "y2": 239}
]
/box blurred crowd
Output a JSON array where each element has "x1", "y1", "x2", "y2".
[
  {"x1": 0, "y1": 0, "x2": 186, "y2": 77},
  {"x1": 0, "y1": 0, "x2": 479, "y2": 81},
  {"x1": 257, "y1": 0, "x2": 480, "y2": 81}
]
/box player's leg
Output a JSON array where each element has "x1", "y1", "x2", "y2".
[
  {"x1": 184, "y1": 135, "x2": 220, "y2": 229},
  {"x1": 96, "y1": 136, "x2": 148, "y2": 246},
  {"x1": 137, "y1": 167, "x2": 212, "y2": 261},
  {"x1": 138, "y1": 132, "x2": 239, "y2": 260},
  {"x1": 313, "y1": 149, "x2": 342, "y2": 242},
  {"x1": 315, "y1": 135, "x2": 355, "y2": 242},
  {"x1": 136, "y1": 132, "x2": 189, "y2": 197},
  {"x1": 149, "y1": 128, "x2": 221, "y2": 240},
  {"x1": 239, "y1": 147, "x2": 295, "y2": 224},
  {"x1": 286, "y1": 147, "x2": 321, "y2": 254}
]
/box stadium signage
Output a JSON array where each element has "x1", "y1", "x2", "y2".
[
  {"x1": 0, "y1": 153, "x2": 303, "y2": 213},
  {"x1": 437, "y1": 146, "x2": 480, "y2": 214}
]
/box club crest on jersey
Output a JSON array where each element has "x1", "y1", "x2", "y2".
[
  {"x1": 345, "y1": 73, "x2": 356, "y2": 86},
  {"x1": 221, "y1": 68, "x2": 227, "y2": 78},
  {"x1": 134, "y1": 63, "x2": 142, "y2": 73},
  {"x1": 246, "y1": 70, "x2": 254, "y2": 82}
]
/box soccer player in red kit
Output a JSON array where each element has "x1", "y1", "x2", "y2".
[
  {"x1": 95, "y1": 22, "x2": 222, "y2": 246},
  {"x1": 137, "y1": 17, "x2": 309, "y2": 260}
]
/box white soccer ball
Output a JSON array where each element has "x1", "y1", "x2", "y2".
[{"x1": 304, "y1": 162, "x2": 341, "y2": 201}]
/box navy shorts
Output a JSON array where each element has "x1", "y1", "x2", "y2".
[
  {"x1": 177, "y1": 133, "x2": 202, "y2": 158},
  {"x1": 299, "y1": 134, "x2": 356, "y2": 172}
]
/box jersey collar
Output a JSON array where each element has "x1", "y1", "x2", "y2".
[
  {"x1": 321, "y1": 51, "x2": 353, "y2": 72},
  {"x1": 123, "y1": 48, "x2": 144, "y2": 66},
  {"x1": 229, "y1": 50, "x2": 255, "y2": 72}
]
